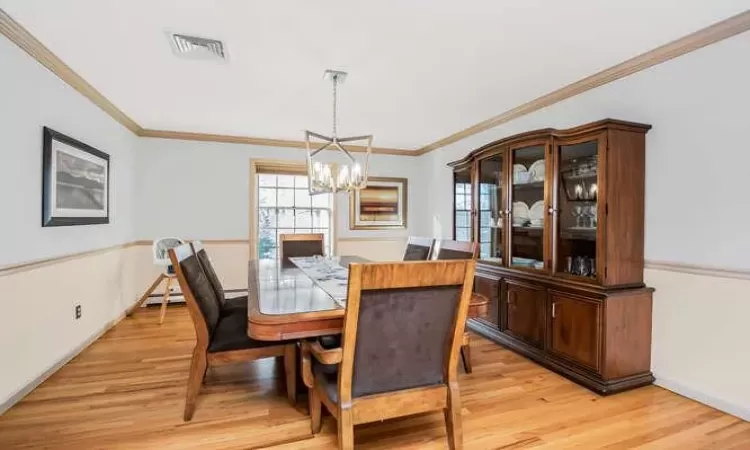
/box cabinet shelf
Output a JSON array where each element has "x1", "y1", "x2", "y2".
[
  {"x1": 512, "y1": 181, "x2": 544, "y2": 190},
  {"x1": 512, "y1": 226, "x2": 543, "y2": 235},
  {"x1": 562, "y1": 172, "x2": 597, "y2": 181},
  {"x1": 561, "y1": 227, "x2": 597, "y2": 241}
]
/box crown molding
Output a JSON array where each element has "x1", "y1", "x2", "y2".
[
  {"x1": 0, "y1": 8, "x2": 141, "y2": 134},
  {"x1": 0, "y1": 7, "x2": 415, "y2": 156},
  {"x1": 415, "y1": 9, "x2": 750, "y2": 155},
  {"x1": 137, "y1": 129, "x2": 415, "y2": 156},
  {"x1": 4, "y1": 7, "x2": 750, "y2": 156}
]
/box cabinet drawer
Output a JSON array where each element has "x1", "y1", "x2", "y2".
[
  {"x1": 549, "y1": 291, "x2": 602, "y2": 372},
  {"x1": 503, "y1": 280, "x2": 545, "y2": 349}
]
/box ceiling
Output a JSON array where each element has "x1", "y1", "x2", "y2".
[{"x1": 1, "y1": 0, "x2": 749, "y2": 150}]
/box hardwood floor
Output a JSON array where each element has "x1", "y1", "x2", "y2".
[{"x1": 0, "y1": 306, "x2": 747, "y2": 449}]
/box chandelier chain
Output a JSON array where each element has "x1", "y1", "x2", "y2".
[{"x1": 331, "y1": 74, "x2": 338, "y2": 139}]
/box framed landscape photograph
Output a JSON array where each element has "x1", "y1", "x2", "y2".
[
  {"x1": 42, "y1": 127, "x2": 110, "y2": 226},
  {"x1": 349, "y1": 177, "x2": 407, "y2": 230}
]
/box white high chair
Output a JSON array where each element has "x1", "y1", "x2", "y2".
[{"x1": 127, "y1": 237, "x2": 186, "y2": 324}]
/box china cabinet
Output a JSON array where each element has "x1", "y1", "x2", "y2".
[{"x1": 449, "y1": 119, "x2": 653, "y2": 394}]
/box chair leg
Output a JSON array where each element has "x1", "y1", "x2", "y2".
[
  {"x1": 338, "y1": 408, "x2": 354, "y2": 450},
  {"x1": 284, "y1": 344, "x2": 297, "y2": 405},
  {"x1": 184, "y1": 347, "x2": 208, "y2": 422},
  {"x1": 444, "y1": 383, "x2": 463, "y2": 450},
  {"x1": 461, "y1": 334, "x2": 472, "y2": 374},
  {"x1": 159, "y1": 276, "x2": 173, "y2": 325},
  {"x1": 127, "y1": 273, "x2": 165, "y2": 316},
  {"x1": 310, "y1": 387, "x2": 322, "y2": 434}
]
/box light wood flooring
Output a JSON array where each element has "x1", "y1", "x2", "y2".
[{"x1": 0, "y1": 306, "x2": 747, "y2": 449}]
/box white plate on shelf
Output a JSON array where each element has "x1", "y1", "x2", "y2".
[
  {"x1": 512, "y1": 201, "x2": 529, "y2": 223},
  {"x1": 513, "y1": 164, "x2": 528, "y2": 184},
  {"x1": 529, "y1": 200, "x2": 545, "y2": 221},
  {"x1": 528, "y1": 159, "x2": 545, "y2": 182}
]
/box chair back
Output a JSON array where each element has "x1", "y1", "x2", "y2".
[
  {"x1": 402, "y1": 236, "x2": 434, "y2": 261},
  {"x1": 168, "y1": 243, "x2": 222, "y2": 348},
  {"x1": 338, "y1": 260, "x2": 475, "y2": 402},
  {"x1": 431, "y1": 239, "x2": 478, "y2": 260},
  {"x1": 190, "y1": 240, "x2": 226, "y2": 307},
  {"x1": 153, "y1": 237, "x2": 186, "y2": 267},
  {"x1": 279, "y1": 233, "x2": 324, "y2": 265}
]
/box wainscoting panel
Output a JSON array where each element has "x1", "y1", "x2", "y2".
[
  {"x1": 0, "y1": 246, "x2": 138, "y2": 411},
  {"x1": 646, "y1": 268, "x2": 750, "y2": 420}
]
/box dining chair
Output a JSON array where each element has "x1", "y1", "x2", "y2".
[
  {"x1": 191, "y1": 240, "x2": 247, "y2": 315},
  {"x1": 279, "y1": 233, "x2": 325, "y2": 266},
  {"x1": 402, "y1": 236, "x2": 435, "y2": 261},
  {"x1": 301, "y1": 259, "x2": 476, "y2": 450},
  {"x1": 168, "y1": 243, "x2": 297, "y2": 421},
  {"x1": 430, "y1": 239, "x2": 479, "y2": 260},
  {"x1": 431, "y1": 239, "x2": 480, "y2": 373},
  {"x1": 127, "y1": 237, "x2": 185, "y2": 324}
]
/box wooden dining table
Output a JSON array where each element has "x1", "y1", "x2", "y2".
[{"x1": 247, "y1": 256, "x2": 488, "y2": 341}]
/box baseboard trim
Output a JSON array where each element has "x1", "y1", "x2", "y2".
[
  {"x1": 654, "y1": 374, "x2": 750, "y2": 421},
  {"x1": 0, "y1": 310, "x2": 128, "y2": 416}
]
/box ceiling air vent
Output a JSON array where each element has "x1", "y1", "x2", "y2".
[{"x1": 168, "y1": 33, "x2": 227, "y2": 62}]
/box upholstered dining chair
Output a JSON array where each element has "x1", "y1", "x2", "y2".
[
  {"x1": 168, "y1": 243, "x2": 297, "y2": 421},
  {"x1": 190, "y1": 240, "x2": 247, "y2": 316},
  {"x1": 279, "y1": 233, "x2": 325, "y2": 266},
  {"x1": 302, "y1": 259, "x2": 476, "y2": 450},
  {"x1": 430, "y1": 239, "x2": 479, "y2": 260},
  {"x1": 402, "y1": 236, "x2": 435, "y2": 261},
  {"x1": 431, "y1": 239, "x2": 480, "y2": 373}
]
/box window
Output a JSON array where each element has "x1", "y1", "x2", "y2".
[{"x1": 257, "y1": 173, "x2": 333, "y2": 259}]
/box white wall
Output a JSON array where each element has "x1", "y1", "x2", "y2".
[
  {"x1": 0, "y1": 34, "x2": 137, "y2": 407},
  {"x1": 134, "y1": 138, "x2": 429, "y2": 242},
  {"x1": 0, "y1": 40, "x2": 136, "y2": 267},
  {"x1": 423, "y1": 30, "x2": 750, "y2": 419}
]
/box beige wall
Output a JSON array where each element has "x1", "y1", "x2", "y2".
[
  {"x1": 646, "y1": 267, "x2": 750, "y2": 420},
  {"x1": 0, "y1": 246, "x2": 140, "y2": 411}
]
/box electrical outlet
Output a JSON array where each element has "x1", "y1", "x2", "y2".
[{"x1": 75, "y1": 304, "x2": 82, "y2": 320}]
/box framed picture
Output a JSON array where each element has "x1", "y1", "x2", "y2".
[
  {"x1": 349, "y1": 177, "x2": 407, "y2": 230},
  {"x1": 42, "y1": 127, "x2": 110, "y2": 226}
]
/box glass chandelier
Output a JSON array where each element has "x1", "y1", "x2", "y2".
[{"x1": 305, "y1": 70, "x2": 372, "y2": 195}]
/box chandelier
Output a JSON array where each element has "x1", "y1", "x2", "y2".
[{"x1": 305, "y1": 70, "x2": 372, "y2": 195}]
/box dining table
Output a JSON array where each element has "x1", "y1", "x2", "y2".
[{"x1": 246, "y1": 256, "x2": 489, "y2": 341}]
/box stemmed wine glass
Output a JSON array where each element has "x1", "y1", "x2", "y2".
[{"x1": 572, "y1": 206, "x2": 584, "y2": 228}]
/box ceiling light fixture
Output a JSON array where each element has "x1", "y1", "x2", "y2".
[{"x1": 305, "y1": 70, "x2": 372, "y2": 195}]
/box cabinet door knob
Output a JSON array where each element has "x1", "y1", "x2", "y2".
[
  {"x1": 548, "y1": 207, "x2": 558, "y2": 214},
  {"x1": 552, "y1": 302, "x2": 557, "y2": 318}
]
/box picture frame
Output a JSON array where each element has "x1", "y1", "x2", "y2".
[
  {"x1": 42, "y1": 127, "x2": 110, "y2": 227},
  {"x1": 349, "y1": 176, "x2": 407, "y2": 230}
]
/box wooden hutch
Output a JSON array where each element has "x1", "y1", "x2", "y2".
[{"x1": 449, "y1": 119, "x2": 653, "y2": 394}]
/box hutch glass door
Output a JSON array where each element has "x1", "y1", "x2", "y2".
[
  {"x1": 509, "y1": 144, "x2": 547, "y2": 270},
  {"x1": 453, "y1": 167, "x2": 473, "y2": 242},
  {"x1": 478, "y1": 154, "x2": 504, "y2": 263},
  {"x1": 554, "y1": 138, "x2": 600, "y2": 280}
]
